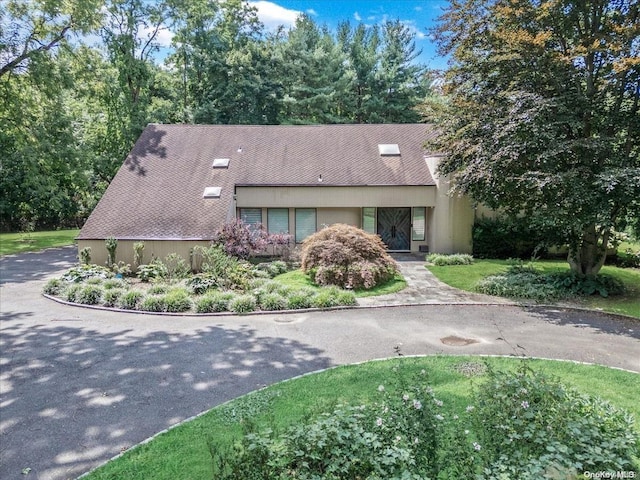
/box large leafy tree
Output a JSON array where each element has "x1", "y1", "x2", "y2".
[{"x1": 427, "y1": 0, "x2": 640, "y2": 275}]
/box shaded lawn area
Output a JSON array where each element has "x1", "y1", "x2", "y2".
[
  {"x1": 0, "y1": 229, "x2": 79, "y2": 256},
  {"x1": 427, "y1": 259, "x2": 640, "y2": 319},
  {"x1": 273, "y1": 270, "x2": 407, "y2": 297},
  {"x1": 81, "y1": 356, "x2": 640, "y2": 480}
]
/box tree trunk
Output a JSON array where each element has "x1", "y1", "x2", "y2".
[{"x1": 567, "y1": 225, "x2": 609, "y2": 275}]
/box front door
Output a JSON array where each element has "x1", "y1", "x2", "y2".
[{"x1": 377, "y1": 207, "x2": 411, "y2": 250}]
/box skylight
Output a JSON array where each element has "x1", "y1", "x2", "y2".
[
  {"x1": 378, "y1": 144, "x2": 400, "y2": 156},
  {"x1": 212, "y1": 158, "x2": 230, "y2": 168},
  {"x1": 203, "y1": 187, "x2": 221, "y2": 198}
]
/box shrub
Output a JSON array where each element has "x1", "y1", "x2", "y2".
[
  {"x1": 186, "y1": 273, "x2": 219, "y2": 295},
  {"x1": 192, "y1": 245, "x2": 256, "y2": 289},
  {"x1": 119, "y1": 290, "x2": 144, "y2": 310},
  {"x1": 164, "y1": 253, "x2": 190, "y2": 281},
  {"x1": 471, "y1": 364, "x2": 638, "y2": 477},
  {"x1": 148, "y1": 284, "x2": 169, "y2": 295},
  {"x1": 133, "y1": 241, "x2": 145, "y2": 268},
  {"x1": 616, "y1": 248, "x2": 640, "y2": 268},
  {"x1": 312, "y1": 286, "x2": 343, "y2": 308},
  {"x1": 426, "y1": 253, "x2": 474, "y2": 266},
  {"x1": 85, "y1": 277, "x2": 103, "y2": 285},
  {"x1": 301, "y1": 224, "x2": 398, "y2": 290},
  {"x1": 335, "y1": 289, "x2": 357, "y2": 306},
  {"x1": 195, "y1": 291, "x2": 236, "y2": 313},
  {"x1": 259, "y1": 292, "x2": 288, "y2": 311},
  {"x1": 165, "y1": 289, "x2": 192, "y2": 313},
  {"x1": 547, "y1": 271, "x2": 626, "y2": 297},
  {"x1": 286, "y1": 287, "x2": 316, "y2": 309},
  {"x1": 255, "y1": 260, "x2": 289, "y2": 278},
  {"x1": 76, "y1": 285, "x2": 102, "y2": 305},
  {"x1": 103, "y1": 279, "x2": 128, "y2": 290},
  {"x1": 103, "y1": 288, "x2": 125, "y2": 307},
  {"x1": 79, "y1": 247, "x2": 92, "y2": 265},
  {"x1": 62, "y1": 265, "x2": 113, "y2": 283},
  {"x1": 213, "y1": 219, "x2": 269, "y2": 260},
  {"x1": 43, "y1": 278, "x2": 64, "y2": 295},
  {"x1": 210, "y1": 362, "x2": 439, "y2": 479},
  {"x1": 228, "y1": 294, "x2": 256, "y2": 314},
  {"x1": 64, "y1": 284, "x2": 82, "y2": 302},
  {"x1": 140, "y1": 295, "x2": 167, "y2": 312},
  {"x1": 112, "y1": 261, "x2": 131, "y2": 277},
  {"x1": 105, "y1": 236, "x2": 118, "y2": 267},
  {"x1": 472, "y1": 216, "x2": 549, "y2": 259},
  {"x1": 137, "y1": 259, "x2": 167, "y2": 282}
]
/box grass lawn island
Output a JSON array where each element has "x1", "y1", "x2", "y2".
[{"x1": 78, "y1": 124, "x2": 483, "y2": 265}]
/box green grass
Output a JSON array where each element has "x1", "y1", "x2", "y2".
[
  {"x1": 273, "y1": 269, "x2": 407, "y2": 297},
  {"x1": 0, "y1": 229, "x2": 79, "y2": 256},
  {"x1": 427, "y1": 259, "x2": 640, "y2": 318},
  {"x1": 82, "y1": 356, "x2": 640, "y2": 480}
]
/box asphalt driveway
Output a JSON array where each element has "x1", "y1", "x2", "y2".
[{"x1": 1, "y1": 247, "x2": 638, "y2": 480}]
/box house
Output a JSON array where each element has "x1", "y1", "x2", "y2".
[{"x1": 77, "y1": 123, "x2": 476, "y2": 266}]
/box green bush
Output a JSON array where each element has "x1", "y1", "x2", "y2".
[
  {"x1": 228, "y1": 294, "x2": 256, "y2": 314},
  {"x1": 43, "y1": 278, "x2": 64, "y2": 295},
  {"x1": 186, "y1": 273, "x2": 219, "y2": 295},
  {"x1": 137, "y1": 259, "x2": 168, "y2": 282},
  {"x1": 76, "y1": 285, "x2": 103, "y2": 305},
  {"x1": 165, "y1": 288, "x2": 192, "y2": 313},
  {"x1": 301, "y1": 224, "x2": 398, "y2": 290},
  {"x1": 616, "y1": 248, "x2": 640, "y2": 268},
  {"x1": 79, "y1": 246, "x2": 92, "y2": 265},
  {"x1": 164, "y1": 253, "x2": 190, "y2": 281},
  {"x1": 547, "y1": 271, "x2": 626, "y2": 297},
  {"x1": 85, "y1": 277, "x2": 103, "y2": 285},
  {"x1": 472, "y1": 216, "x2": 549, "y2": 259},
  {"x1": 260, "y1": 292, "x2": 288, "y2": 311},
  {"x1": 140, "y1": 295, "x2": 167, "y2": 312},
  {"x1": 286, "y1": 287, "x2": 316, "y2": 310},
  {"x1": 192, "y1": 245, "x2": 257, "y2": 289},
  {"x1": 105, "y1": 236, "x2": 118, "y2": 268},
  {"x1": 119, "y1": 290, "x2": 144, "y2": 310},
  {"x1": 195, "y1": 292, "x2": 236, "y2": 313},
  {"x1": 471, "y1": 365, "x2": 638, "y2": 477},
  {"x1": 62, "y1": 264, "x2": 113, "y2": 283},
  {"x1": 311, "y1": 286, "x2": 343, "y2": 308},
  {"x1": 103, "y1": 278, "x2": 128, "y2": 290},
  {"x1": 426, "y1": 253, "x2": 474, "y2": 266},
  {"x1": 148, "y1": 284, "x2": 169, "y2": 295},
  {"x1": 335, "y1": 289, "x2": 357, "y2": 306},
  {"x1": 64, "y1": 284, "x2": 82, "y2": 302},
  {"x1": 103, "y1": 288, "x2": 125, "y2": 307}
]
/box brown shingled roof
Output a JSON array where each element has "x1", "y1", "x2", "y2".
[{"x1": 78, "y1": 123, "x2": 438, "y2": 240}]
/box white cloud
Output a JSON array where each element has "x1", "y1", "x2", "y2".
[
  {"x1": 306, "y1": 8, "x2": 317, "y2": 16},
  {"x1": 249, "y1": 1, "x2": 301, "y2": 31},
  {"x1": 354, "y1": 11, "x2": 362, "y2": 21},
  {"x1": 402, "y1": 20, "x2": 427, "y2": 40}
]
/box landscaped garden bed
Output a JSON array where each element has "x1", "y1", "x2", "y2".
[
  {"x1": 79, "y1": 356, "x2": 640, "y2": 480},
  {"x1": 43, "y1": 223, "x2": 407, "y2": 314}
]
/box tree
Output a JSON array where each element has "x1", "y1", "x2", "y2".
[{"x1": 427, "y1": 0, "x2": 640, "y2": 275}]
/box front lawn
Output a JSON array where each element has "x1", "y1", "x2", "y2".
[
  {"x1": 0, "y1": 229, "x2": 79, "y2": 256},
  {"x1": 427, "y1": 259, "x2": 640, "y2": 318},
  {"x1": 274, "y1": 270, "x2": 407, "y2": 297},
  {"x1": 81, "y1": 356, "x2": 640, "y2": 480}
]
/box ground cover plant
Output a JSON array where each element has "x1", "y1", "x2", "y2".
[
  {"x1": 0, "y1": 229, "x2": 79, "y2": 256},
  {"x1": 81, "y1": 356, "x2": 640, "y2": 480},
  {"x1": 301, "y1": 223, "x2": 399, "y2": 290},
  {"x1": 426, "y1": 257, "x2": 640, "y2": 318}
]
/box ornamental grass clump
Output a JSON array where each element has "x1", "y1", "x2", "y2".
[
  {"x1": 195, "y1": 291, "x2": 236, "y2": 313},
  {"x1": 301, "y1": 224, "x2": 398, "y2": 290}
]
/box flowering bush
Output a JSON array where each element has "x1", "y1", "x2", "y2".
[
  {"x1": 301, "y1": 224, "x2": 399, "y2": 289},
  {"x1": 213, "y1": 219, "x2": 269, "y2": 260}
]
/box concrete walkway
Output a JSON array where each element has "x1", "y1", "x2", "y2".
[
  {"x1": 360, "y1": 254, "x2": 512, "y2": 307},
  {"x1": 0, "y1": 247, "x2": 638, "y2": 480}
]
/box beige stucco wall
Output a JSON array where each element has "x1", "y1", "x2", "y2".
[
  {"x1": 235, "y1": 185, "x2": 437, "y2": 208},
  {"x1": 424, "y1": 155, "x2": 474, "y2": 254},
  {"x1": 77, "y1": 239, "x2": 212, "y2": 270}
]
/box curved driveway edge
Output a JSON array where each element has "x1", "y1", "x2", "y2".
[{"x1": 1, "y1": 247, "x2": 639, "y2": 480}]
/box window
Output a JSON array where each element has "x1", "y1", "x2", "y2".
[
  {"x1": 412, "y1": 207, "x2": 426, "y2": 241},
  {"x1": 268, "y1": 208, "x2": 289, "y2": 234},
  {"x1": 203, "y1": 187, "x2": 221, "y2": 198},
  {"x1": 239, "y1": 208, "x2": 262, "y2": 227},
  {"x1": 212, "y1": 158, "x2": 230, "y2": 168},
  {"x1": 362, "y1": 207, "x2": 376, "y2": 234},
  {"x1": 295, "y1": 209, "x2": 316, "y2": 243},
  {"x1": 378, "y1": 144, "x2": 400, "y2": 156}
]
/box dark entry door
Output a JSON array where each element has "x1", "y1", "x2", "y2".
[{"x1": 377, "y1": 207, "x2": 411, "y2": 250}]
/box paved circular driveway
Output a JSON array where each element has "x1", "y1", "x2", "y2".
[{"x1": 1, "y1": 247, "x2": 638, "y2": 480}]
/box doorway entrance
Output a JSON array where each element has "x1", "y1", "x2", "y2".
[{"x1": 377, "y1": 207, "x2": 411, "y2": 251}]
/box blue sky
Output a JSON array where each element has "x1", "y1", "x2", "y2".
[{"x1": 248, "y1": 1, "x2": 450, "y2": 70}]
